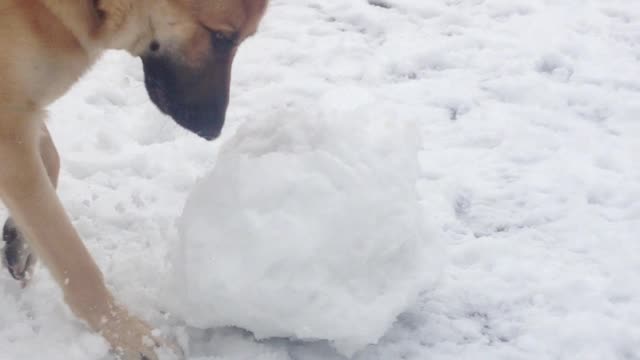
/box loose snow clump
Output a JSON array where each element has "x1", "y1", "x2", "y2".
[{"x1": 172, "y1": 99, "x2": 441, "y2": 356}]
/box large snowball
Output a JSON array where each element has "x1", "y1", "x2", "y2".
[{"x1": 171, "y1": 92, "x2": 441, "y2": 356}]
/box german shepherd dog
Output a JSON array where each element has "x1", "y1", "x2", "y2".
[{"x1": 0, "y1": 0, "x2": 268, "y2": 358}]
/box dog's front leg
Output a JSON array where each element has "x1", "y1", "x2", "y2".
[{"x1": 0, "y1": 122, "x2": 169, "y2": 360}]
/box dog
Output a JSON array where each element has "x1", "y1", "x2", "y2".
[{"x1": 0, "y1": 0, "x2": 268, "y2": 359}]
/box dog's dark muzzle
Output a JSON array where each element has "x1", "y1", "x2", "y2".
[{"x1": 141, "y1": 54, "x2": 232, "y2": 141}]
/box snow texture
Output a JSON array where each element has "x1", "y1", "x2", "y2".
[
  {"x1": 173, "y1": 104, "x2": 442, "y2": 356},
  {"x1": 1, "y1": 0, "x2": 639, "y2": 359}
]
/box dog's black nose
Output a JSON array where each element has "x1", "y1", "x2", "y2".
[
  {"x1": 171, "y1": 101, "x2": 226, "y2": 141},
  {"x1": 195, "y1": 112, "x2": 226, "y2": 141}
]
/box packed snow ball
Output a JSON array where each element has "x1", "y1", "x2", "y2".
[{"x1": 171, "y1": 92, "x2": 442, "y2": 356}]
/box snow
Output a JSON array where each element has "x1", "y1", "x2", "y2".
[
  {"x1": 1, "y1": 0, "x2": 639, "y2": 359},
  {"x1": 172, "y1": 103, "x2": 442, "y2": 356}
]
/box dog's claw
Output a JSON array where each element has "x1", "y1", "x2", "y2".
[
  {"x1": 115, "y1": 341, "x2": 184, "y2": 360},
  {"x1": 2, "y1": 218, "x2": 37, "y2": 284}
]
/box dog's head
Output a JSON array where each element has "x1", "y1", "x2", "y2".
[{"x1": 97, "y1": 0, "x2": 268, "y2": 140}]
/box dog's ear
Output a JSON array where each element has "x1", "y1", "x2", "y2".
[
  {"x1": 87, "y1": 0, "x2": 131, "y2": 39},
  {"x1": 90, "y1": 0, "x2": 107, "y2": 22}
]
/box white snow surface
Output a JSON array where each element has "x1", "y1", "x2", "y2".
[
  {"x1": 1, "y1": 0, "x2": 639, "y2": 359},
  {"x1": 173, "y1": 104, "x2": 441, "y2": 356}
]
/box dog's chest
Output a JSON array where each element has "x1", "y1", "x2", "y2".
[{"x1": 29, "y1": 53, "x2": 94, "y2": 107}]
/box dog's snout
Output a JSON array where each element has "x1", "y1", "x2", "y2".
[{"x1": 141, "y1": 54, "x2": 232, "y2": 140}]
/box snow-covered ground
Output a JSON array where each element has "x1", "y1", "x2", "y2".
[{"x1": 2, "y1": 0, "x2": 640, "y2": 359}]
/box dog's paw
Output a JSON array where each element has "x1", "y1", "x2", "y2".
[
  {"x1": 110, "y1": 332, "x2": 183, "y2": 360},
  {"x1": 2, "y1": 218, "x2": 37, "y2": 285},
  {"x1": 114, "y1": 336, "x2": 184, "y2": 360},
  {"x1": 102, "y1": 306, "x2": 185, "y2": 360}
]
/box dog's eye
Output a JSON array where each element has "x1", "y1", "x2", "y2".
[{"x1": 210, "y1": 32, "x2": 236, "y2": 52}]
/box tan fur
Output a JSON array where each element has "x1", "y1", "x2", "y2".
[{"x1": 0, "y1": 0, "x2": 268, "y2": 359}]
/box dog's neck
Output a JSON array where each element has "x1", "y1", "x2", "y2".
[
  {"x1": 38, "y1": 0, "x2": 154, "y2": 57},
  {"x1": 37, "y1": 0, "x2": 102, "y2": 56}
]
